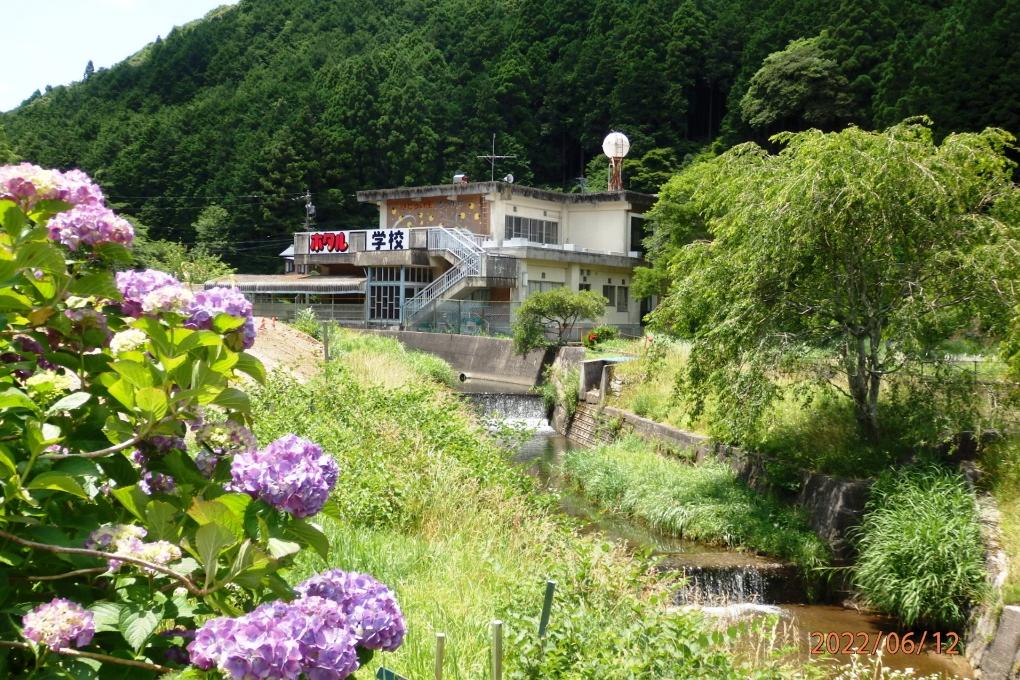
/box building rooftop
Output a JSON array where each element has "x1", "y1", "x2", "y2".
[
  {"x1": 205, "y1": 274, "x2": 364, "y2": 293},
  {"x1": 356, "y1": 181, "x2": 656, "y2": 210}
]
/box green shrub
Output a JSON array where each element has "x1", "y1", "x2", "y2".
[
  {"x1": 582, "y1": 324, "x2": 619, "y2": 348},
  {"x1": 292, "y1": 306, "x2": 320, "y2": 337},
  {"x1": 852, "y1": 465, "x2": 988, "y2": 628}
]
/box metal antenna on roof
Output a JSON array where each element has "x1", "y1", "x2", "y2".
[{"x1": 476, "y1": 133, "x2": 516, "y2": 182}]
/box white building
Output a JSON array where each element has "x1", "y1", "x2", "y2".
[{"x1": 217, "y1": 180, "x2": 656, "y2": 337}]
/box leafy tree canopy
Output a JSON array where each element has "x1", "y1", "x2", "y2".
[
  {"x1": 740, "y1": 36, "x2": 853, "y2": 133},
  {"x1": 512, "y1": 288, "x2": 607, "y2": 353},
  {"x1": 649, "y1": 120, "x2": 1018, "y2": 443}
]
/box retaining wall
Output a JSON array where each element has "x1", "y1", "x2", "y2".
[{"x1": 361, "y1": 330, "x2": 571, "y2": 387}]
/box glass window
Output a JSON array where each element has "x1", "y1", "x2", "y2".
[
  {"x1": 579, "y1": 283, "x2": 591, "y2": 291},
  {"x1": 617, "y1": 286, "x2": 629, "y2": 312},
  {"x1": 504, "y1": 215, "x2": 558, "y2": 245},
  {"x1": 602, "y1": 285, "x2": 615, "y2": 306}
]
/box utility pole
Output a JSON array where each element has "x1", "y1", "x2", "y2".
[
  {"x1": 303, "y1": 189, "x2": 316, "y2": 229},
  {"x1": 476, "y1": 133, "x2": 516, "y2": 182}
]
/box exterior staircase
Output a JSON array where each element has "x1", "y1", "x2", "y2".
[{"x1": 403, "y1": 228, "x2": 485, "y2": 320}]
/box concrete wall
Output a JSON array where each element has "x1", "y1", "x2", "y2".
[{"x1": 361, "y1": 329, "x2": 566, "y2": 387}]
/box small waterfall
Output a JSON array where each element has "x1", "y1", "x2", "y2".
[
  {"x1": 465, "y1": 393, "x2": 549, "y2": 429},
  {"x1": 661, "y1": 557, "x2": 804, "y2": 605}
]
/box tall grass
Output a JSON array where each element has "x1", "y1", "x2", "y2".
[
  {"x1": 327, "y1": 327, "x2": 456, "y2": 388},
  {"x1": 562, "y1": 436, "x2": 829, "y2": 572},
  {"x1": 249, "y1": 353, "x2": 800, "y2": 678},
  {"x1": 981, "y1": 436, "x2": 1020, "y2": 604},
  {"x1": 851, "y1": 465, "x2": 988, "y2": 628}
]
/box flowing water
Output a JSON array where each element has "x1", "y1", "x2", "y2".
[{"x1": 465, "y1": 392, "x2": 976, "y2": 678}]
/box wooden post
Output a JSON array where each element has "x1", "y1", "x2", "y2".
[
  {"x1": 434, "y1": 632, "x2": 446, "y2": 680},
  {"x1": 490, "y1": 620, "x2": 503, "y2": 680},
  {"x1": 321, "y1": 321, "x2": 330, "y2": 362},
  {"x1": 538, "y1": 580, "x2": 556, "y2": 639}
]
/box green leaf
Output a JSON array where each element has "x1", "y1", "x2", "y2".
[
  {"x1": 69, "y1": 270, "x2": 120, "y2": 299},
  {"x1": 195, "y1": 523, "x2": 236, "y2": 588},
  {"x1": 118, "y1": 605, "x2": 162, "y2": 653},
  {"x1": 146, "y1": 500, "x2": 179, "y2": 542},
  {"x1": 0, "y1": 387, "x2": 37, "y2": 413},
  {"x1": 134, "y1": 387, "x2": 167, "y2": 420},
  {"x1": 93, "y1": 242, "x2": 134, "y2": 265},
  {"x1": 212, "y1": 387, "x2": 250, "y2": 413},
  {"x1": 111, "y1": 485, "x2": 149, "y2": 522},
  {"x1": 0, "y1": 288, "x2": 32, "y2": 311},
  {"x1": 0, "y1": 445, "x2": 17, "y2": 479},
  {"x1": 15, "y1": 241, "x2": 66, "y2": 275},
  {"x1": 106, "y1": 378, "x2": 135, "y2": 409},
  {"x1": 280, "y1": 519, "x2": 330, "y2": 560},
  {"x1": 175, "y1": 329, "x2": 223, "y2": 354},
  {"x1": 266, "y1": 537, "x2": 301, "y2": 559},
  {"x1": 187, "y1": 496, "x2": 246, "y2": 538},
  {"x1": 89, "y1": 602, "x2": 124, "y2": 633},
  {"x1": 46, "y1": 390, "x2": 92, "y2": 415},
  {"x1": 234, "y1": 352, "x2": 267, "y2": 383},
  {"x1": 26, "y1": 471, "x2": 88, "y2": 498},
  {"x1": 0, "y1": 199, "x2": 27, "y2": 237},
  {"x1": 111, "y1": 360, "x2": 153, "y2": 388},
  {"x1": 212, "y1": 313, "x2": 245, "y2": 332}
]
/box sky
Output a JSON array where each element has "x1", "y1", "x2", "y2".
[{"x1": 1, "y1": 0, "x2": 238, "y2": 112}]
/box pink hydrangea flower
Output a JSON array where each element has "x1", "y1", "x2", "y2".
[
  {"x1": 0, "y1": 163, "x2": 105, "y2": 211},
  {"x1": 22, "y1": 598, "x2": 95, "y2": 650},
  {"x1": 47, "y1": 204, "x2": 134, "y2": 249}
]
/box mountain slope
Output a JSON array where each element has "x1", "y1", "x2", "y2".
[{"x1": 2, "y1": 0, "x2": 1015, "y2": 270}]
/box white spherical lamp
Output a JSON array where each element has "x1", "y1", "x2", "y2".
[
  {"x1": 602, "y1": 131, "x2": 630, "y2": 160},
  {"x1": 602, "y1": 131, "x2": 630, "y2": 191}
]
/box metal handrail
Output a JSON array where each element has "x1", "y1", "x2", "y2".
[{"x1": 405, "y1": 227, "x2": 487, "y2": 319}]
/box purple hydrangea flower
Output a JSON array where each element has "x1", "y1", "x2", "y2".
[
  {"x1": 228, "y1": 435, "x2": 339, "y2": 518},
  {"x1": 294, "y1": 570, "x2": 407, "y2": 652},
  {"x1": 188, "y1": 599, "x2": 359, "y2": 680},
  {"x1": 115, "y1": 269, "x2": 182, "y2": 317},
  {"x1": 186, "y1": 286, "x2": 256, "y2": 349},
  {"x1": 22, "y1": 598, "x2": 95, "y2": 650},
  {"x1": 86, "y1": 523, "x2": 147, "y2": 549},
  {"x1": 0, "y1": 163, "x2": 105, "y2": 211},
  {"x1": 139, "y1": 470, "x2": 176, "y2": 495},
  {"x1": 47, "y1": 204, "x2": 134, "y2": 249}
]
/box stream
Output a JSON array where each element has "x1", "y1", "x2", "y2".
[{"x1": 464, "y1": 388, "x2": 976, "y2": 679}]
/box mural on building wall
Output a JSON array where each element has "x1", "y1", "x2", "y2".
[{"x1": 385, "y1": 196, "x2": 488, "y2": 233}]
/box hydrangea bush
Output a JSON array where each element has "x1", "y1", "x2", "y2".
[{"x1": 0, "y1": 164, "x2": 403, "y2": 677}]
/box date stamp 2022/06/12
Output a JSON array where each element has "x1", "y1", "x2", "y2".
[{"x1": 809, "y1": 631, "x2": 961, "y2": 656}]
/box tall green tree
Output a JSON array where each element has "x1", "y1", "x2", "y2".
[
  {"x1": 739, "y1": 36, "x2": 853, "y2": 134},
  {"x1": 649, "y1": 121, "x2": 1018, "y2": 442}
]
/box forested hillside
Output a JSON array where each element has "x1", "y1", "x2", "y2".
[{"x1": 2, "y1": 0, "x2": 1016, "y2": 270}]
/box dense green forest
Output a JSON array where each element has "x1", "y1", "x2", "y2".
[{"x1": 2, "y1": 0, "x2": 1017, "y2": 270}]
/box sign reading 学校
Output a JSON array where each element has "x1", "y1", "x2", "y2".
[{"x1": 308, "y1": 229, "x2": 408, "y2": 253}]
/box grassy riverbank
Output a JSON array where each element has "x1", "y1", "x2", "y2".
[
  {"x1": 248, "y1": 338, "x2": 805, "y2": 678},
  {"x1": 562, "y1": 436, "x2": 829, "y2": 573}
]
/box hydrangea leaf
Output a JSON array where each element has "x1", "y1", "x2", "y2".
[
  {"x1": 69, "y1": 271, "x2": 119, "y2": 299},
  {"x1": 26, "y1": 471, "x2": 88, "y2": 499},
  {"x1": 118, "y1": 604, "x2": 162, "y2": 653},
  {"x1": 134, "y1": 387, "x2": 168, "y2": 420},
  {"x1": 45, "y1": 390, "x2": 91, "y2": 416},
  {"x1": 234, "y1": 352, "x2": 266, "y2": 384}
]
